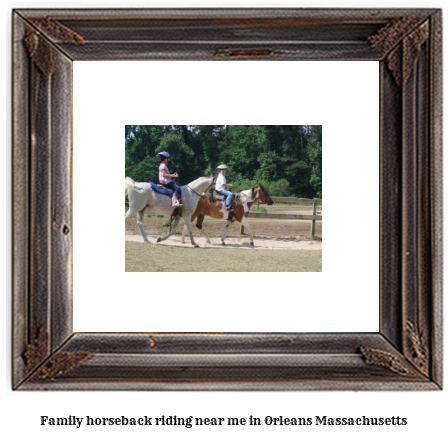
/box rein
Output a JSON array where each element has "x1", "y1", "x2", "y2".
[{"x1": 264, "y1": 191, "x2": 274, "y2": 205}]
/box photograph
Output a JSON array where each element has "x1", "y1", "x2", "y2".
[
  {"x1": 4, "y1": 3, "x2": 445, "y2": 438},
  {"x1": 125, "y1": 125, "x2": 323, "y2": 272},
  {"x1": 10, "y1": 2, "x2": 441, "y2": 391}
]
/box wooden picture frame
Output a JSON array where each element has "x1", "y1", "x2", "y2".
[{"x1": 12, "y1": 8, "x2": 442, "y2": 390}]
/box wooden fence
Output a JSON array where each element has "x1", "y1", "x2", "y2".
[
  {"x1": 126, "y1": 197, "x2": 322, "y2": 238},
  {"x1": 241, "y1": 197, "x2": 322, "y2": 238}
]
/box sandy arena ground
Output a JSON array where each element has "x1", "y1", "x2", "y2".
[{"x1": 125, "y1": 234, "x2": 322, "y2": 250}]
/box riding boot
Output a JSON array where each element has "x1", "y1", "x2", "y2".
[{"x1": 172, "y1": 195, "x2": 182, "y2": 207}]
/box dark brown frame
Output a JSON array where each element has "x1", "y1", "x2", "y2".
[{"x1": 12, "y1": 8, "x2": 442, "y2": 390}]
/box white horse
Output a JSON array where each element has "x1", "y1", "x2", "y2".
[{"x1": 125, "y1": 176, "x2": 214, "y2": 247}]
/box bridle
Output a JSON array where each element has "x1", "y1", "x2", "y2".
[
  {"x1": 251, "y1": 186, "x2": 273, "y2": 206},
  {"x1": 261, "y1": 188, "x2": 274, "y2": 205}
]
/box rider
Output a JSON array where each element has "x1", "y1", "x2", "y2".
[
  {"x1": 215, "y1": 164, "x2": 234, "y2": 210},
  {"x1": 158, "y1": 151, "x2": 182, "y2": 207}
]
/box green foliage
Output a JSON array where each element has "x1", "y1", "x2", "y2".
[
  {"x1": 232, "y1": 178, "x2": 257, "y2": 193},
  {"x1": 255, "y1": 151, "x2": 279, "y2": 181},
  {"x1": 267, "y1": 179, "x2": 292, "y2": 197},
  {"x1": 307, "y1": 125, "x2": 323, "y2": 198},
  {"x1": 156, "y1": 134, "x2": 195, "y2": 181},
  {"x1": 125, "y1": 125, "x2": 322, "y2": 198},
  {"x1": 132, "y1": 156, "x2": 158, "y2": 183}
]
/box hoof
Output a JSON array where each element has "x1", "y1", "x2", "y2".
[
  {"x1": 222, "y1": 242, "x2": 226, "y2": 246},
  {"x1": 194, "y1": 244, "x2": 200, "y2": 248},
  {"x1": 206, "y1": 240, "x2": 211, "y2": 245},
  {"x1": 157, "y1": 237, "x2": 161, "y2": 243},
  {"x1": 250, "y1": 242, "x2": 254, "y2": 246}
]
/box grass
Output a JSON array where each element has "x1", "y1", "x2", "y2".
[{"x1": 125, "y1": 241, "x2": 322, "y2": 272}]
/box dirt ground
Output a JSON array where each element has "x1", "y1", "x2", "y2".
[
  {"x1": 125, "y1": 214, "x2": 322, "y2": 250},
  {"x1": 125, "y1": 233, "x2": 321, "y2": 250}
]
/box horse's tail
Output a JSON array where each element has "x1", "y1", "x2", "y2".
[{"x1": 125, "y1": 177, "x2": 136, "y2": 196}]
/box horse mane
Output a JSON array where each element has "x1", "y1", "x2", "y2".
[
  {"x1": 238, "y1": 188, "x2": 256, "y2": 203},
  {"x1": 188, "y1": 176, "x2": 210, "y2": 183},
  {"x1": 184, "y1": 176, "x2": 213, "y2": 190}
]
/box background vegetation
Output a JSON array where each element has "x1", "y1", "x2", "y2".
[{"x1": 125, "y1": 125, "x2": 322, "y2": 198}]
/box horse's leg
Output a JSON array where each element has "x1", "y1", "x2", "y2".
[
  {"x1": 125, "y1": 205, "x2": 147, "y2": 241},
  {"x1": 181, "y1": 213, "x2": 209, "y2": 245},
  {"x1": 181, "y1": 221, "x2": 206, "y2": 244},
  {"x1": 221, "y1": 220, "x2": 233, "y2": 246},
  {"x1": 194, "y1": 213, "x2": 211, "y2": 244},
  {"x1": 125, "y1": 205, "x2": 138, "y2": 220},
  {"x1": 159, "y1": 215, "x2": 199, "y2": 248},
  {"x1": 137, "y1": 209, "x2": 150, "y2": 243},
  {"x1": 181, "y1": 213, "x2": 195, "y2": 244},
  {"x1": 240, "y1": 216, "x2": 254, "y2": 246},
  {"x1": 157, "y1": 216, "x2": 181, "y2": 243},
  {"x1": 183, "y1": 214, "x2": 200, "y2": 248},
  {"x1": 181, "y1": 224, "x2": 187, "y2": 243}
]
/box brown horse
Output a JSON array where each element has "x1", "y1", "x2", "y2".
[{"x1": 181, "y1": 184, "x2": 273, "y2": 246}]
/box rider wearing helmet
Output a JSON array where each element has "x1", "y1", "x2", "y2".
[
  {"x1": 158, "y1": 151, "x2": 182, "y2": 207},
  {"x1": 215, "y1": 164, "x2": 234, "y2": 210}
]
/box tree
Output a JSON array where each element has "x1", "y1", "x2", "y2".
[
  {"x1": 267, "y1": 178, "x2": 291, "y2": 196},
  {"x1": 190, "y1": 125, "x2": 226, "y2": 176},
  {"x1": 156, "y1": 133, "x2": 195, "y2": 182},
  {"x1": 307, "y1": 125, "x2": 323, "y2": 198},
  {"x1": 125, "y1": 125, "x2": 322, "y2": 198},
  {"x1": 255, "y1": 151, "x2": 279, "y2": 181},
  {"x1": 224, "y1": 125, "x2": 270, "y2": 180}
]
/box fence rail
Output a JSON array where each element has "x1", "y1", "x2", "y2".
[
  {"x1": 242, "y1": 198, "x2": 322, "y2": 238},
  {"x1": 126, "y1": 197, "x2": 322, "y2": 238},
  {"x1": 271, "y1": 196, "x2": 322, "y2": 205},
  {"x1": 248, "y1": 212, "x2": 321, "y2": 221}
]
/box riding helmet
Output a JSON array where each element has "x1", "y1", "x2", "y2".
[
  {"x1": 217, "y1": 164, "x2": 228, "y2": 170},
  {"x1": 158, "y1": 151, "x2": 170, "y2": 158}
]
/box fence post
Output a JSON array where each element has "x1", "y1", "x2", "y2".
[{"x1": 311, "y1": 200, "x2": 317, "y2": 238}]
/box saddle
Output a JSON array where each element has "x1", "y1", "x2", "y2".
[
  {"x1": 149, "y1": 182, "x2": 171, "y2": 196},
  {"x1": 212, "y1": 191, "x2": 226, "y2": 202},
  {"x1": 210, "y1": 190, "x2": 235, "y2": 211},
  {"x1": 149, "y1": 182, "x2": 183, "y2": 202},
  {"x1": 151, "y1": 182, "x2": 182, "y2": 218}
]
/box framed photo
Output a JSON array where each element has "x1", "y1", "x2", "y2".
[{"x1": 12, "y1": 8, "x2": 442, "y2": 390}]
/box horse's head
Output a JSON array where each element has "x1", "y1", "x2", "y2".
[
  {"x1": 202, "y1": 176, "x2": 215, "y2": 199},
  {"x1": 256, "y1": 184, "x2": 274, "y2": 205},
  {"x1": 207, "y1": 178, "x2": 216, "y2": 194}
]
